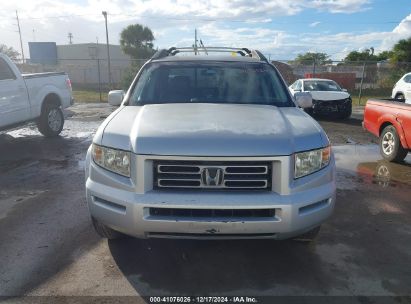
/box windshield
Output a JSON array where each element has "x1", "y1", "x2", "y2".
[
  {"x1": 129, "y1": 61, "x2": 293, "y2": 107},
  {"x1": 303, "y1": 80, "x2": 342, "y2": 92}
]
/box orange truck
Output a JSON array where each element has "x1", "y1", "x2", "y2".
[{"x1": 363, "y1": 99, "x2": 411, "y2": 162}]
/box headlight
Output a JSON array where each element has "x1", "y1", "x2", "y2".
[
  {"x1": 92, "y1": 144, "x2": 130, "y2": 177},
  {"x1": 294, "y1": 146, "x2": 331, "y2": 179}
]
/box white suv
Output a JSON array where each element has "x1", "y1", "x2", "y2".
[
  {"x1": 85, "y1": 47, "x2": 336, "y2": 241},
  {"x1": 392, "y1": 72, "x2": 411, "y2": 103}
]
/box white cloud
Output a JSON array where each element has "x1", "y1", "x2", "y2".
[
  {"x1": 306, "y1": 0, "x2": 371, "y2": 13},
  {"x1": 194, "y1": 23, "x2": 288, "y2": 51},
  {"x1": 380, "y1": 13, "x2": 411, "y2": 51},
  {"x1": 0, "y1": 0, "x2": 409, "y2": 62}
]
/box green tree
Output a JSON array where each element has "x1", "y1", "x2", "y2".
[
  {"x1": 342, "y1": 49, "x2": 391, "y2": 64},
  {"x1": 292, "y1": 52, "x2": 331, "y2": 65},
  {"x1": 376, "y1": 50, "x2": 393, "y2": 61},
  {"x1": 344, "y1": 49, "x2": 376, "y2": 62},
  {"x1": 391, "y1": 37, "x2": 411, "y2": 63},
  {"x1": 378, "y1": 39, "x2": 411, "y2": 88},
  {"x1": 120, "y1": 60, "x2": 145, "y2": 90},
  {"x1": 120, "y1": 24, "x2": 155, "y2": 59},
  {"x1": 0, "y1": 44, "x2": 20, "y2": 61}
]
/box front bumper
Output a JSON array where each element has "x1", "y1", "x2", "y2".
[
  {"x1": 85, "y1": 151, "x2": 336, "y2": 240},
  {"x1": 312, "y1": 99, "x2": 351, "y2": 115}
]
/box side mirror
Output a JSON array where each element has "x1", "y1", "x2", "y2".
[
  {"x1": 108, "y1": 90, "x2": 125, "y2": 106},
  {"x1": 295, "y1": 92, "x2": 313, "y2": 109},
  {"x1": 342, "y1": 88, "x2": 348, "y2": 92}
]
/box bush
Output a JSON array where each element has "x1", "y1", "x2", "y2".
[{"x1": 377, "y1": 65, "x2": 409, "y2": 89}]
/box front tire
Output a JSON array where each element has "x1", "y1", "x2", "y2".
[
  {"x1": 380, "y1": 125, "x2": 408, "y2": 162},
  {"x1": 395, "y1": 93, "x2": 405, "y2": 101},
  {"x1": 91, "y1": 217, "x2": 124, "y2": 239},
  {"x1": 37, "y1": 103, "x2": 64, "y2": 137}
]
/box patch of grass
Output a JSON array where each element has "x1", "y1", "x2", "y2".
[
  {"x1": 349, "y1": 88, "x2": 392, "y2": 106},
  {"x1": 352, "y1": 96, "x2": 387, "y2": 106},
  {"x1": 72, "y1": 90, "x2": 108, "y2": 103}
]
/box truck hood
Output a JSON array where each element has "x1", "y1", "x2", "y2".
[
  {"x1": 309, "y1": 91, "x2": 350, "y2": 101},
  {"x1": 99, "y1": 103, "x2": 328, "y2": 156}
]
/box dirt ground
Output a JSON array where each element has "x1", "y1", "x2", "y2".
[
  {"x1": 315, "y1": 107, "x2": 376, "y2": 145},
  {"x1": 0, "y1": 103, "x2": 410, "y2": 303}
]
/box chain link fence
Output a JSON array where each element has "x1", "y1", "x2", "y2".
[
  {"x1": 17, "y1": 57, "x2": 411, "y2": 104},
  {"x1": 272, "y1": 59, "x2": 411, "y2": 104}
]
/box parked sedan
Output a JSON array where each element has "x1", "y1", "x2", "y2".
[{"x1": 289, "y1": 78, "x2": 352, "y2": 119}]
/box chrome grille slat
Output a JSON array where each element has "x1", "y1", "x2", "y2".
[
  {"x1": 158, "y1": 165, "x2": 201, "y2": 174},
  {"x1": 154, "y1": 161, "x2": 272, "y2": 191}
]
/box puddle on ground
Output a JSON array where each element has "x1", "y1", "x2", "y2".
[
  {"x1": 5, "y1": 120, "x2": 100, "y2": 139},
  {"x1": 333, "y1": 145, "x2": 411, "y2": 190}
]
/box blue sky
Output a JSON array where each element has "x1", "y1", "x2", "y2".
[{"x1": 0, "y1": 0, "x2": 410, "y2": 60}]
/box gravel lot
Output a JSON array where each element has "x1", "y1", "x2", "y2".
[{"x1": 0, "y1": 103, "x2": 410, "y2": 303}]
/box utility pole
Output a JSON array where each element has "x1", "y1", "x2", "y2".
[
  {"x1": 15, "y1": 10, "x2": 25, "y2": 64},
  {"x1": 358, "y1": 61, "x2": 367, "y2": 105},
  {"x1": 194, "y1": 28, "x2": 198, "y2": 55},
  {"x1": 32, "y1": 29, "x2": 36, "y2": 42},
  {"x1": 68, "y1": 32, "x2": 73, "y2": 44},
  {"x1": 102, "y1": 11, "x2": 112, "y2": 88},
  {"x1": 96, "y1": 36, "x2": 102, "y2": 102}
]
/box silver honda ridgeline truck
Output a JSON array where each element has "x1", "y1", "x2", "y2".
[{"x1": 85, "y1": 47, "x2": 336, "y2": 241}]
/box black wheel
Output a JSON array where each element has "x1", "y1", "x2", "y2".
[
  {"x1": 37, "y1": 103, "x2": 64, "y2": 137},
  {"x1": 293, "y1": 226, "x2": 321, "y2": 242},
  {"x1": 395, "y1": 93, "x2": 405, "y2": 101},
  {"x1": 91, "y1": 217, "x2": 124, "y2": 239},
  {"x1": 380, "y1": 125, "x2": 408, "y2": 162}
]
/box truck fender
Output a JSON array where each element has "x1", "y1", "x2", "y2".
[
  {"x1": 378, "y1": 114, "x2": 409, "y2": 149},
  {"x1": 31, "y1": 85, "x2": 63, "y2": 118}
]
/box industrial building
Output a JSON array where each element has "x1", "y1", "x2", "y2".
[{"x1": 26, "y1": 42, "x2": 134, "y2": 87}]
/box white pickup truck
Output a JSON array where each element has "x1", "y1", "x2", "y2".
[{"x1": 0, "y1": 53, "x2": 73, "y2": 137}]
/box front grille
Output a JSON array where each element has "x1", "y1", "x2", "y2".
[
  {"x1": 153, "y1": 161, "x2": 272, "y2": 190},
  {"x1": 149, "y1": 207, "x2": 275, "y2": 219},
  {"x1": 313, "y1": 98, "x2": 348, "y2": 105},
  {"x1": 313, "y1": 99, "x2": 350, "y2": 110}
]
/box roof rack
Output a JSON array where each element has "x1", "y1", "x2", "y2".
[{"x1": 151, "y1": 46, "x2": 268, "y2": 62}]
